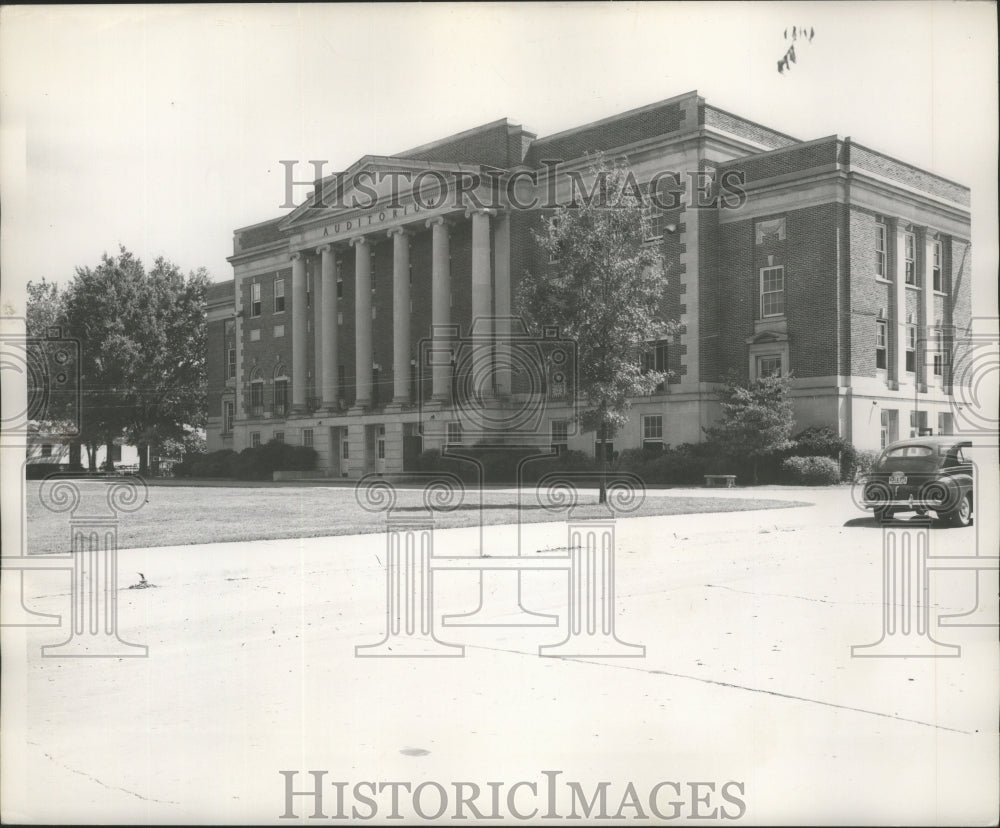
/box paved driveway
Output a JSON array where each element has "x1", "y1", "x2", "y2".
[{"x1": 4, "y1": 485, "x2": 997, "y2": 824}]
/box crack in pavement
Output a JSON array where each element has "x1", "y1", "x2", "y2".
[
  {"x1": 705, "y1": 582, "x2": 967, "y2": 611},
  {"x1": 464, "y1": 645, "x2": 974, "y2": 735},
  {"x1": 27, "y1": 741, "x2": 180, "y2": 805}
]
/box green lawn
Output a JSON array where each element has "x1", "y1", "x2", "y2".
[{"x1": 25, "y1": 479, "x2": 809, "y2": 555}]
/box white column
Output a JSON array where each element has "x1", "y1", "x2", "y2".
[
  {"x1": 351, "y1": 236, "x2": 372, "y2": 407},
  {"x1": 492, "y1": 211, "x2": 511, "y2": 396},
  {"x1": 291, "y1": 252, "x2": 307, "y2": 412},
  {"x1": 389, "y1": 227, "x2": 411, "y2": 404},
  {"x1": 312, "y1": 252, "x2": 323, "y2": 403},
  {"x1": 427, "y1": 217, "x2": 451, "y2": 400},
  {"x1": 318, "y1": 244, "x2": 338, "y2": 410},
  {"x1": 469, "y1": 208, "x2": 494, "y2": 337}
]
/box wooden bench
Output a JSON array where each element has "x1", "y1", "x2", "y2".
[{"x1": 704, "y1": 474, "x2": 736, "y2": 488}]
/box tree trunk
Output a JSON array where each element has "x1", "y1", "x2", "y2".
[
  {"x1": 752, "y1": 458, "x2": 759, "y2": 486},
  {"x1": 138, "y1": 444, "x2": 149, "y2": 475},
  {"x1": 104, "y1": 439, "x2": 115, "y2": 471},
  {"x1": 86, "y1": 443, "x2": 97, "y2": 472},
  {"x1": 598, "y1": 422, "x2": 608, "y2": 505},
  {"x1": 68, "y1": 443, "x2": 82, "y2": 471}
]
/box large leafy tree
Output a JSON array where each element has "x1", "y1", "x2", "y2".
[
  {"x1": 37, "y1": 246, "x2": 210, "y2": 474},
  {"x1": 516, "y1": 155, "x2": 674, "y2": 503},
  {"x1": 705, "y1": 370, "x2": 796, "y2": 484}
]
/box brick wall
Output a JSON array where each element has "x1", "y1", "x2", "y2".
[
  {"x1": 700, "y1": 105, "x2": 799, "y2": 150},
  {"x1": 206, "y1": 316, "x2": 227, "y2": 419},
  {"x1": 719, "y1": 138, "x2": 839, "y2": 186},
  {"x1": 240, "y1": 267, "x2": 294, "y2": 415},
  {"x1": 849, "y1": 143, "x2": 970, "y2": 207},
  {"x1": 524, "y1": 101, "x2": 686, "y2": 166},
  {"x1": 400, "y1": 121, "x2": 521, "y2": 168}
]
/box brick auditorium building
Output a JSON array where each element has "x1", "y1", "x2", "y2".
[{"x1": 205, "y1": 90, "x2": 972, "y2": 477}]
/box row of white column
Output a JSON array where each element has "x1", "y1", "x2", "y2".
[{"x1": 288, "y1": 209, "x2": 496, "y2": 413}]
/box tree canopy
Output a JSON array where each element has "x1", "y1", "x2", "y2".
[
  {"x1": 26, "y1": 246, "x2": 210, "y2": 473},
  {"x1": 516, "y1": 155, "x2": 675, "y2": 501}
]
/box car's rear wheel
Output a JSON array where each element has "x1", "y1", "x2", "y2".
[{"x1": 946, "y1": 493, "x2": 973, "y2": 527}]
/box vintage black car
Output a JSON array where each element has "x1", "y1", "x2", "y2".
[{"x1": 862, "y1": 437, "x2": 974, "y2": 526}]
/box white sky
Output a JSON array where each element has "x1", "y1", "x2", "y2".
[{"x1": 1, "y1": 2, "x2": 997, "y2": 313}]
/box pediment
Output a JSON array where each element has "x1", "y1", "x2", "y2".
[
  {"x1": 278, "y1": 156, "x2": 491, "y2": 231},
  {"x1": 746, "y1": 330, "x2": 789, "y2": 345}
]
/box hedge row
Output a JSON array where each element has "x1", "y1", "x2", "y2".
[{"x1": 173, "y1": 441, "x2": 317, "y2": 480}]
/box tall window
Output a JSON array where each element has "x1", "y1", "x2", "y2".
[
  {"x1": 905, "y1": 325, "x2": 916, "y2": 373},
  {"x1": 551, "y1": 420, "x2": 569, "y2": 455},
  {"x1": 642, "y1": 414, "x2": 664, "y2": 450},
  {"x1": 932, "y1": 240, "x2": 943, "y2": 291},
  {"x1": 642, "y1": 204, "x2": 665, "y2": 242},
  {"x1": 302, "y1": 428, "x2": 314, "y2": 448},
  {"x1": 250, "y1": 282, "x2": 262, "y2": 317},
  {"x1": 274, "y1": 278, "x2": 285, "y2": 313},
  {"x1": 446, "y1": 421, "x2": 462, "y2": 447},
  {"x1": 880, "y1": 410, "x2": 890, "y2": 448},
  {"x1": 273, "y1": 431, "x2": 285, "y2": 444},
  {"x1": 932, "y1": 329, "x2": 944, "y2": 377},
  {"x1": 875, "y1": 320, "x2": 887, "y2": 370},
  {"x1": 760, "y1": 266, "x2": 785, "y2": 318},
  {"x1": 306, "y1": 273, "x2": 312, "y2": 308},
  {"x1": 224, "y1": 318, "x2": 236, "y2": 380},
  {"x1": 756, "y1": 354, "x2": 782, "y2": 378},
  {"x1": 250, "y1": 432, "x2": 261, "y2": 449},
  {"x1": 875, "y1": 222, "x2": 887, "y2": 279},
  {"x1": 274, "y1": 379, "x2": 289, "y2": 417},
  {"x1": 223, "y1": 401, "x2": 234, "y2": 433},
  {"x1": 643, "y1": 340, "x2": 669, "y2": 391},
  {"x1": 904, "y1": 231, "x2": 916, "y2": 285},
  {"x1": 336, "y1": 260, "x2": 344, "y2": 299},
  {"x1": 250, "y1": 380, "x2": 264, "y2": 417},
  {"x1": 937, "y1": 412, "x2": 953, "y2": 436}
]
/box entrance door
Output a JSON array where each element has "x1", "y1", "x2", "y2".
[
  {"x1": 329, "y1": 427, "x2": 342, "y2": 477},
  {"x1": 375, "y1": 425, "x2": 386, "y2": 474}
]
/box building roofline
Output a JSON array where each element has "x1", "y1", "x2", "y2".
[
  {"x1": 397, "y1": 117, "x2": 519, "y2": 159},
  {"x1": 700, "y1": 102, "x2": 801, "y2": 144}
]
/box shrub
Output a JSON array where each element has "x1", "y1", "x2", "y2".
[
  {"x1": 780, "y1": 455, "x2": 841, "y2": 485},
  {"x1": 850, "y1": 449, "x2": 880, "y2": 480},
  {"x1": 174, "y1": 443, "x2": 316, "y2": 480}
]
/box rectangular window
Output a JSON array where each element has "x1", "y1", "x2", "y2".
[
  {"x1": 336, "y1": 260, "x2": 344, "y2": 299},
  {"x1": 273, "y1": 431, "x2": 284, "y2": 444},
  {"x1": 932, "y1": 240, "x2": 943, "y2": 291},
  {"x1": 909, "y1": 410, "x2": 928, "y2": 438},
  {"x1": 642, "y1": 340, "x2": 669, "y2": 391},
  {"x1": 250, "y1": 282, "x2": 261, "y2": 317},
  {"x1": 274, "y1": 379, "x2": 289, "y2": 417},
  {"x1": 642, "y1": 205, "x2": 664, "y2": 242},
  {"x1": 306, "y1": 273, "x2": 312, "y2": 309},
  {"x1": 302, "y1": 428, "x2": 313, "y2": 448},
  {"x1": 755, "y1": 217, "x2": 786, "y2": 245},
  {"x1": 551, "y1": 420, "x2": 569, "y2": 455},
  {"x1": 41, "y1": 443, "x2": 53, "y2": 457},
  {"x1": 760, "y1": 266, "x2": 785, "y2": 318},
  {"x1": 880, "y1": 411, "x2": 890, "y2": 449},
  {"x1": 446, "y1": 421, "x2": 462, "y2": 446},
  {"x1": 223, "y1": 401, "x2": 234, "y2": 433},
  {"x1": 250, "y1": 432, "x2": 261, "y2": 449},
  {"x1": 274, "y1": 278, "x2": 285, "y2": 313},
  {"x1": 250, "y1": 381, "x2": 264, "y2": 417},
  {"x1": 904, "y1": 232, "x2": 916, "y2": 285},
  {"x1": 905, "y1": 325, "x2": 916, "y2": 373},
  {"x1": 937, "y1": 412, "x2": 953, "y2": 436},
  {"x1": 642, "y1": 414, "x2": 664, "y2": 450},
  {"x1": 756, "y1": 354, "x2": 782, "y2": 378},
  {"x1": 875, "y1": 222, "x2": 887, "y2": 279},
  {"x1": 342, "y1": 439, "x2": 349, "y2": 460},
  {"x1": 875, "y1": 320, "x2": 887, "y2": 370},
  {"x1": 227, "y1": 345, "x2": 236, "y2": 380}
]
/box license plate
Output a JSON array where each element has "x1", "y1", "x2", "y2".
[{"x1": 889, "y1": 472, "x2": 907, "y2": 485}]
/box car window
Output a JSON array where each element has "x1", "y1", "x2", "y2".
[
  {"x1": 885, "y1": 446, "x2": 934, "y2": 458},
  {"x1": 954, "y1": 447, "x2": 965, "y2": 463}
]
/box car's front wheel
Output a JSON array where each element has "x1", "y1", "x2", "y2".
[
  {"x1": 945, "y1": 493, "x2": 973, "y2": 528},
  {"x1": 875, "y1": 507, "x2": 895, "y2": 524}
]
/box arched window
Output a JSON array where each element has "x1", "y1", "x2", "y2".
[{"x1": 273, "y1": 364, "x2": 289, "y2": 417}]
